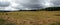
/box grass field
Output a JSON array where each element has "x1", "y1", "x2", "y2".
[{"x1": 0, "y1": 11, "x2": 60, "y2": 25}]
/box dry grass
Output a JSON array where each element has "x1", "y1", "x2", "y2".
[{"x1": 0, "y1": 11, "x2": 60, "y2": 25}]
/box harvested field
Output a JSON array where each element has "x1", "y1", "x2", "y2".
[{"x1": 0, "y1": 11, "x2": 60, "y2": 25}]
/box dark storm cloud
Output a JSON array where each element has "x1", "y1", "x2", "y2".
[
  {"x1": 0, "y1": 0, "x2": 60, "y2": 11},
  {"x1": 10, "y1": 0, "x2": 60, "y2": 10},
  {"x1": 0, "y1": 2, "x2": 10, "y2": 7},
  {"x1": 15, "y1": 0, "x2": 45, "y2": 10},
  {"x1": 51, "y1": 0, "x2": 60, "y2": 5}
]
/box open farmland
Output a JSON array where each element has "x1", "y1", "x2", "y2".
[{"x1": 0, "y1": 11, "x2": 60, "y2": 25}]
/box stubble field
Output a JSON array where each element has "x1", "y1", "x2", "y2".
[{"x1": 0, "y1": 11, "x2": 60, "y2": 25}]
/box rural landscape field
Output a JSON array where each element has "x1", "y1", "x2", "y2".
[{"x1": 0, "y1": 11, "x2": 60, "y2": 25}]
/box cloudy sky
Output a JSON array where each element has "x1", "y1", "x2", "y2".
[{"x1": 0, "y1": 0, "x2": 60, "y2": 11}]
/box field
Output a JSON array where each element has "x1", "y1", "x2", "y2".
[{"x1": 0, "y1": 11, "x2": 60, "y2": 25}]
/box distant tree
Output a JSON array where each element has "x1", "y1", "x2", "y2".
[{"x1": 44, "y1": 7, "x2": 60, "y2": 11}]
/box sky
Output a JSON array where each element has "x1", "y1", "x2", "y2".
[{"x1": 0, "y1": 0, "x2": 60, "y2": 11}]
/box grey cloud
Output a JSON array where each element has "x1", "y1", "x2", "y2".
[
  {"x1": 50, "y1": 0, "x2": 60, "y2": 5},
  {"x1": 15, "y1": 0, "x2": 60, "y2": 10},
  {"x1": 0, "y1": 0, "x2": 60, "y2": 11},
  {"x1": 15, "y1": 0, "x2": 45, "y2": 10},
  {"x1": 0, "y1": 2, "x2": 10, "y2": 7},
  {"x1": 10, "y1": 0, "x2": 60, "y2": 10}
]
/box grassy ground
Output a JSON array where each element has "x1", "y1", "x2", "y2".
[{"x1": 0, "y1": 11, "x2": 60, "y2": 25}]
